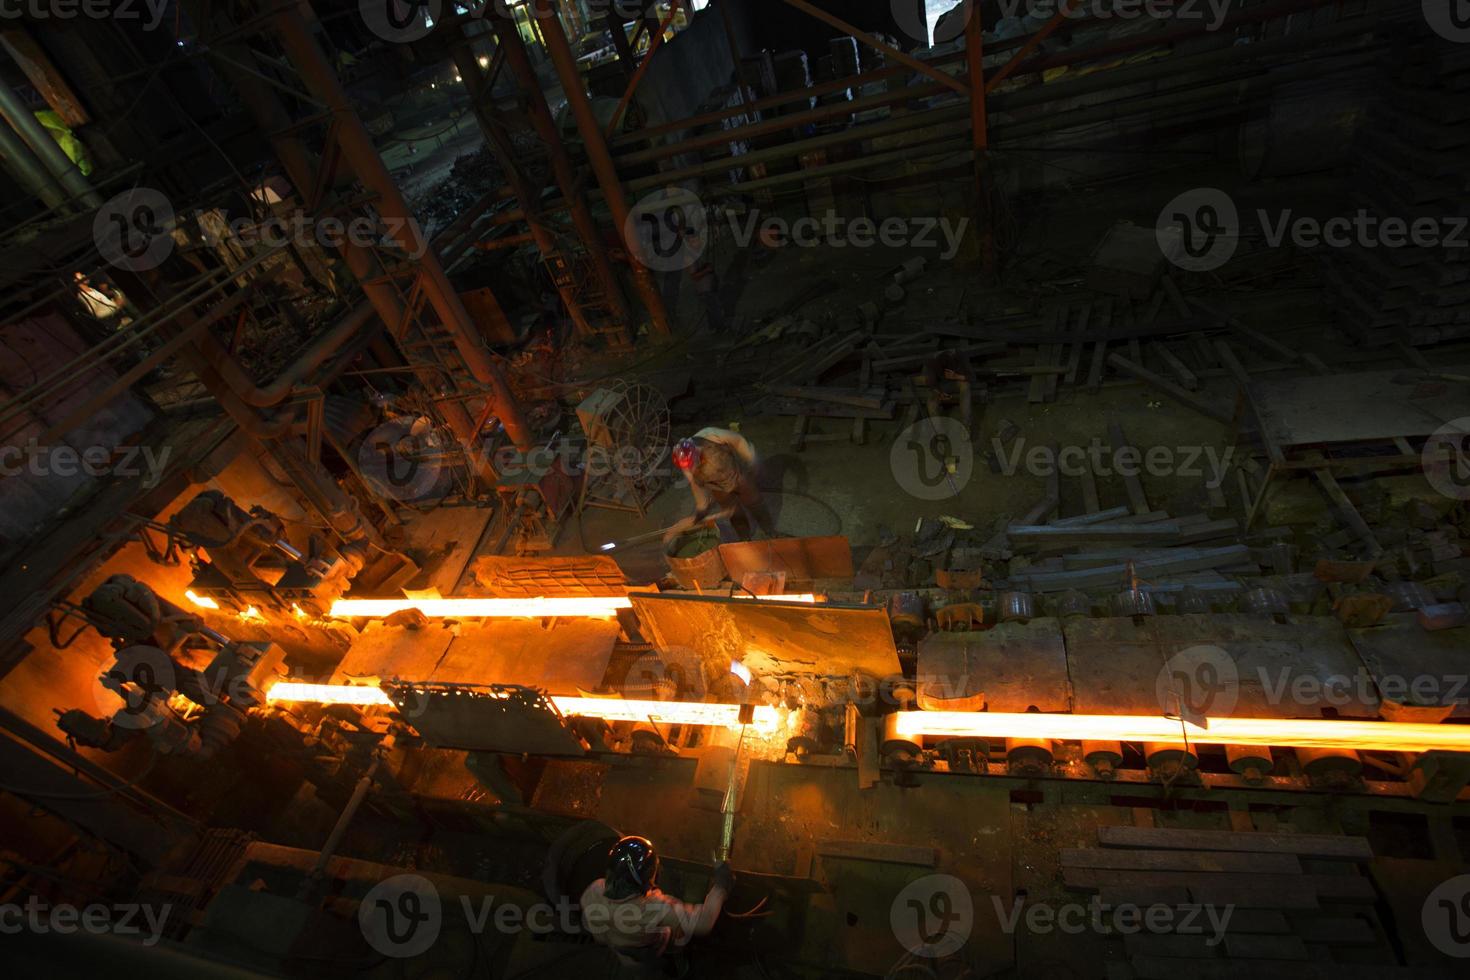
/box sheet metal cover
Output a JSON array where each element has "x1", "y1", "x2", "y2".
[
  {"x1": 718, "y1": 535, "x2": 854, "y2": 583},
  {"x1": 917, "y1": 619, "x2": 1070, "y2": 713},
  {"x1": 628, "y1": 592, "x2": 900, "y2": 678}
]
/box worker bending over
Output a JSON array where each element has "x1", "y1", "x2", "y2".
[
  {"x1": 670, "y1": 427, "x2": 775, "y2": 542},
  {"x1": 580, "y1": 835, "x2": 732, "y2": 973}
]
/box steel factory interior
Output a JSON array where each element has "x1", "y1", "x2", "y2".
[{"x1": 4, "y1": 0, "x2": 1470, "y2": 976}]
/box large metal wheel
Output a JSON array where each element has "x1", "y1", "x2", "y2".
[{"x1": 578, "y1": 380, "x2": 669, "y2": 515}]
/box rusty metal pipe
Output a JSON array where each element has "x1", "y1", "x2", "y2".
[{"x1": 534, "y1": 0, "x2": 670, "y2": 337}]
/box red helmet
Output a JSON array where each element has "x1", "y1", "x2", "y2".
[{"x1": 672, "y1": 438, "x2": 699, "y2": 471}]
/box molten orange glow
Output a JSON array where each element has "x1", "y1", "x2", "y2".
[
  {"x1": 265, "y1": 682, "x2": 778, "y2": 730},
  {"x1": 238, "y1": 605, "x2": 263, "y2": 622},
  {"x1": 267, "y1": 682, "x2": 391, "y2": 706},
  {"x1": 329, "y1": 596, "x2": 633, "y2": 619},
  {"x1": 891, "y1": 711, "x2": 1470, "y2": 754},
  {"x1": 742, "y1": 594, "x2": 818, "y2": 603},
  {"x1": 184, "y1": 590, "x2": 219, "y2": 610},
  {"x1": 551, "y1": 696, "x2": 780, "y2": 732}
]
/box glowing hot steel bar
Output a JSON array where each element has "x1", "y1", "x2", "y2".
[
  {"x1": 267, "y1": 682, "x2": 392, "y2": 706},
  {"x1": 329, "y1": 596, "x2": 633, "y2": 619},
  {"x1": 892, "y1": 712, "x2": 1470, "y2": 754},
  {"x1": 266, "y1": 683, "x2": 780, "y2": 731}
]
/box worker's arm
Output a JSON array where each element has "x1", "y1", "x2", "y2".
[
  {"x1": 683, "y1": 467, "x2": 713, "y2": 515},
  {"x1": 646, "y1": 867, "x2": 731, "y2": 945}
]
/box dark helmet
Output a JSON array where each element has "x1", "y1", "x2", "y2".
[
  {"x1": 672, "y1": 438, "x2": 700, "y2": 471},
  {"x1": 606, "y1": 835, "x2": 658, "y2": 898}
]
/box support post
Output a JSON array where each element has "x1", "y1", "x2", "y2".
[{"x1": 535, "y1": 0, "x2": 671, "y2": 337}]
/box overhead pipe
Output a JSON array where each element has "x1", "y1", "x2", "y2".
[
  {"x1": 0, "y1": 80, "x2": 99, "y2": 208},
  {"x1": 0, "y1": 113, "x2": 68, "y2": 210},
  {"x1": 533, "y1": 0, "x2": 671, "y2": 337}
]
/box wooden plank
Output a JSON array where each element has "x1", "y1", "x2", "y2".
[
  {"x1": 1152, "y1": 343, "x2": 1200, "y2": 390},
  {"x1": 1108, "y1": 354, "x2": 1234, "y2": 424},
  {"x1": 1020, "y1": 494, "x2": 1060, "y2": 525},
  {"x1": 1214, "y1": 339, "x2": 1285, "y2": 465},
  {"x1": 1109, "y1": 422, "x2": 1151, "y2": 515},
  {"x1": 1123, "y1": 934, "x2": 1219, "y2": 959},
  {"x1": 817, "y1": 839, "x2": 937, "y2": 866},
  {"x1": 1096, "y1": 826, "x2": 1373, "y2": 861},
  {"x1": 1080, "y1": 451, "x2": 1102, "y2": 514},
  {"x1": 1061, "y1": 848, "x2": 1302, "y2": 874},
  {"x1": 1291, "y1": 914, "x2": 1378, "y2": 945},
  {"x1": 1311, "y1": 466, "x2": 1383, "y2": 557},
  {"x1": 1221, "y1": 934, "x2": 1309, "y2": 960},
  {"x1": 1063, "y1": 869, "x2": 1374, "y2": 902},
  {"x1": 1011, "y1": 545, "x2": 1252, "y2": 592},
  {"x1": 1161, "y1": 275, "x2": 1191, "y2": 319},
  {"x1": 1008, "y1": 523, "x2": 1190, "y2": 549},
  {"x1": 766, "y1": 385, "x2": 887, "y2": 410},
  {"x1": 1065, "y1": 303, "x2": 1088, "y2": 385},
  {"x1": 1049, "y1": 505, "x2": 1130, "y2": 527}
]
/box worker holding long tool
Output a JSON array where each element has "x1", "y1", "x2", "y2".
[
  {"x1": 669, "y1": 427, "x2": 775, "y2": 543},
  {"x1": 580, "y1": 836, "x2": 733, "y2": 973}
]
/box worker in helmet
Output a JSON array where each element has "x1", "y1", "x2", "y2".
[
  {"x1": 580, "y1": 835, "x2": 733, "y2": 971},
  {"x1": 670, "y1": 427, "x2": 774, "y2": 542}
]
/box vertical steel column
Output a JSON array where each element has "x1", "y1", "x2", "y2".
[
  {"x1": 491, "y1": 18, "x2": 631, "y2": 333},
  {"x1": 266, "y1": 4, "x2": 533, "y2": 449},
  {"x1": 965, "y1": 3, "x2": 995, "y2": 277},
  {"x1": 534, "y1": 0, "x2": 672, "y2": 337},
  {"x1": 451, "y1": 39, "x2": 595, "y2": 339},
  {"x1": 717, "y1": 0, "x2": 757, "y2": 127},
  {"x1": 200, "y1": 39, "x2": 503, "y2": 476}
]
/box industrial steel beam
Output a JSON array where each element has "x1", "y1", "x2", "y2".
[
  {"x1": 534, "y1": 0, "x2": 671, "y2": 337},
  {"x1": 489, "y1": 19, "x2": 633, "y2": 341},
  {"x1": 775, "y1": 0, "x2": 969, "y2": 96},
  {"x1": 266, "y1": 5, "x2": 532, "y2": 449}
]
